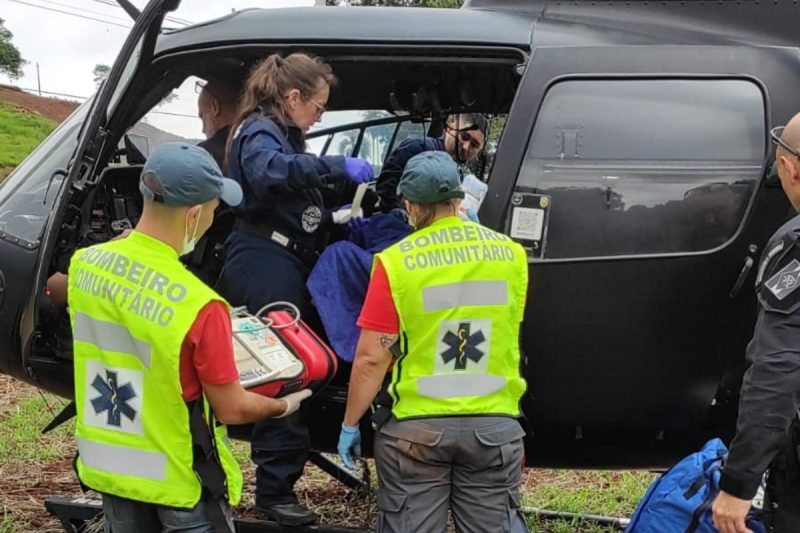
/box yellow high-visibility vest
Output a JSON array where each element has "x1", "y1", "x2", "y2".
[
  {"x1": 68, "y1": 230, "x2": 242, "y2": 508},
  {"x1": 377, "y1": 216, "x2": 528, "y2": 419}
]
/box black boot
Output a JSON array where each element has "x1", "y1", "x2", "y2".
[{"x1": 256, "y1": 502, "x2": 318, "y2": 526}]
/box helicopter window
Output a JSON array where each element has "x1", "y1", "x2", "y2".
[
  {"x1": 516, "y1": 79, "x2": 765, "y2": 259},
  {"x1": 358, "y1": 122, "x2": 396, "y2": 167},
  {"x1": 108, "y1": 36, "x2": 144, "y2": 120},
  {"x1": 0, "y1": 98, "x2": 93, "y2": 247},
  {"x1": 307, "y1": 111, "x2": 431, "y2": 174},
  {"x1": 324, "y1": 129, "x2": 362, "y2": 158},
  {"x1": 126, "y1": 76, "x2": 207, "y2": 151}
]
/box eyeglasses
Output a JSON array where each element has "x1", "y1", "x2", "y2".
[
  {"x1": 770, "y1": 126, "x2": 800, "y2": 161},
  {"x1": 195, "y1": 79, "x2": 220, "y2": 102},
  {"x1": 448, "y1": 127, "x2": 483, "y2": 151},
  {"x1": 308, "y1": 97, "x2": 327, "y2": 117}
]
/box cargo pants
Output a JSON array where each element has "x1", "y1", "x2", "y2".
[
  {"x1": 373, "y1": 415, "x2": 529, "y2": 533},
  {"x1": 763, "y1": 417, "x2": 800, "y2": 531}
]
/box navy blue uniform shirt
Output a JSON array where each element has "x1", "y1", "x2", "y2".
[
  {"x1": 227, "y1": 114, "x2": 348, "y2": 249},
  {"x1": 376, "y1": 136, "x2": 445, "y2": 212},
  {"x1": 721, "y1": 214, "x2": 800, "y2": 499}
]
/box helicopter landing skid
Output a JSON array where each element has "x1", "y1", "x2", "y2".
[
  {"x1": 308, "y1": 451, "x2": 370, "y2": 492},
  {"x1": 44, "y1": 496, "x2": 370, "y2": 533}
]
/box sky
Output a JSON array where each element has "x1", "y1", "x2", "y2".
[{"x1": 1, "y1": 0, "x2": 329, "y2": 137}]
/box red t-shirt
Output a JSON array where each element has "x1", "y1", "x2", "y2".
[
  {"x1": 179, "y1": 300, "x2": 240, "y2": 402},
  {"x1": 357, "y1": 259, "x2": 400, "y2": 335}
]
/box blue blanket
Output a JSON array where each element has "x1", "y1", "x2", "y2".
[{"x1": 308, "y1": 213, "x2": 411, "y2": 362}]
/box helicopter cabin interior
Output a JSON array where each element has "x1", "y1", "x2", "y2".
[{"x1": 33, "y1": 43, "x2": 524, "y2": 379}]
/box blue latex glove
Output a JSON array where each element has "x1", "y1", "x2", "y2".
[
  {"x1": 344, "y1": 157, "x2": 374, "y2": 184},
  {"x1": 338, "y1": 424, "x2": 361, "y2": 470}
]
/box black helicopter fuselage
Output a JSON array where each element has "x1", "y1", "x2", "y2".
[{"x1": 0, "y1": 0, "x2": 798, "y2": 469}]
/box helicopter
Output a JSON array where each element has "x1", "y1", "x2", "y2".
[{"x1": 1, "y1": 0, "x2": 799, "y2": 483}]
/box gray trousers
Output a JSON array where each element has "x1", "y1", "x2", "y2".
[
  {"x1": 102, "y1": 492, "x2": 234, "y2": 533},
  {"x1": 373, "y1": 416, "x2": 529, "y2": 533}
]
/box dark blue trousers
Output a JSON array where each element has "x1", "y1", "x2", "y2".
[{"x1": 220, "y1": 231, "x2": 315, "y2": 505}]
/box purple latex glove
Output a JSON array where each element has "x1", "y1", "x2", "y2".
[
  {"x1": 344, "y1": 157, "x2": 373, "y2": 184},
  {"x1": 347, "y1": 216, "x2": 369, "y2": 232}
]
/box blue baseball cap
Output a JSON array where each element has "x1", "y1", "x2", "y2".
[
  {"x1": 397, "y1": 151, "x2": 465, "y2": 204},
  {"x1": 139, "y1": 142, "x2": 243, "y2": 207}
]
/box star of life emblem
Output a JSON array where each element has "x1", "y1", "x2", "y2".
[
  {"x1": 84, "y1": 361, "x2": 144, "y2": 435},
  {"x1": 441, "y1": 322, "x2": 486, "y2": 370},
  {"x1": 435, "y1": 319, "x2": 492, "y2": 375},
  {"x1": 765, "y1": 258, "x2": 800, "y2": 301},
  {"x1": 91, "y1": 370, "x2": 137, "y2": 427}
]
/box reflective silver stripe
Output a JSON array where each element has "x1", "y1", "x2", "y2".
[
  {"x1": 417, "y1": 374, "x2": 506, "y2": 398},
  {"x1": 78, "y1": 438, "x2": 166, "y2": 480},
  {"x1": 422, "y1": 281, "x2": 507, "y2": 312},
  {"x1": 73, "y1": 312, "x2": 151, "y2": 368}
]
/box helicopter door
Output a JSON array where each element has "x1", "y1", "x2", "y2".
[
  {"x1": 483, "y1": 45, "x2": 796, "y2": 456},
  {"x1": 18, "y1": 0, "x2": 180, "y2": 388}
]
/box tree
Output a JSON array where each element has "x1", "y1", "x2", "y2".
[
  {"x1": 0, "y1": 19, "x2": 25, "y2": 80},
  {"x1": 93, "y1": 64, "x2": 111, "y2": 87}
]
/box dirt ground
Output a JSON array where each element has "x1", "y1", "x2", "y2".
[
  {"x1": 0, "y1": 85, "x2": 79, "y2": 123},
  {"x1": 0, "y1": 375, "x2": 378, "y2": 531},
  {"x1": 0, "y1": 374, "x2": 638, "y2": 532}
]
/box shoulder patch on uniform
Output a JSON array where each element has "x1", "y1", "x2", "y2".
[
  {"x1": 758, "y1": 233, "x2": 800, "y2": 314},
  {"x1": 756, "y1": 241, "x2": 784, "y2": 285},
  {"x1": 765, "y1": 259, "x2": 800, "y2": 300}
]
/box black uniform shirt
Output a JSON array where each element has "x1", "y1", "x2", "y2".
[
  {"x1": 376, "y1": 137, "x2": 445, "y2": 212},
  {"x1": 720, "y1": 214, "x2": 800, "y2": 499},
  {"x1": 197, "y1": 125, "x2": 230, "y2": 172}
]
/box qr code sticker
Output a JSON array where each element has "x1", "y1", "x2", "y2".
[{"x1": 510, "y1": 207, "x2": 544, "y2": 241}]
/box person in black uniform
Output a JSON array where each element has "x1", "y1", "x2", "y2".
[
  {"x1": 197, "y1": 78, "x2": 239, "y2": 170},
  {"x1": 713, "y1": 113, "x2": 800, "y2": 533},
  {"x1": 46, "y1": 78, "x2": 242, "y2": 301},
  {"x1": 220, "y1": 53, "x2": 372, "y2": 526},
  {"x1": 184, "y1": 78, "x2": 240, "y2": 284},
  {"x1": 375, "y1": 113, "x2": 487, "y2": 213}
]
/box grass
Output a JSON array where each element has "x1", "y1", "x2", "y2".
[
  {"x1": 523, "y1": 470, "x2": 654, "y2": 515},
  {"x1": 0, "y1": 394, "x2": 74, "y2": 465},
  {"x1": 0, "y1": 375, "x2": 657, "y2": 532},
  {"x1": 522, "y1": 470, "x2": 656, "y2": 532},
  {"x1": 0, "y1": 512, "x2": 17, "y2": 533},
  {"x1": 0, "y1": 380, "x2": 80, "y2": 533},
  {"x1": 0, "y1": 102, "x2": 57, "y2": 180}
]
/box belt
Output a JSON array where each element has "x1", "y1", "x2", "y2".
[{"x1": 236, "y1": 220, "x2": 320, "y2": 270}]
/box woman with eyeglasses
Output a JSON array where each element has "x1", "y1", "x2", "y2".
[{"x1": 219, "y1": 52, "x2": 372, "y2": 527}]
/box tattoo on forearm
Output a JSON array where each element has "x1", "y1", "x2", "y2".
[{"x1": 378, "y1": 334, "x2": 398, "y2": 349}]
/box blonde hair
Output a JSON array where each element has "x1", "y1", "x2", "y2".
[{"x1": 408, "y1": 199, "x2": 460, "y2": 230}]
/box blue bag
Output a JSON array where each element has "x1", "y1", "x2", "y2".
[{"x1": 626, "y1": 438, "x2": 765, "y2": 533}]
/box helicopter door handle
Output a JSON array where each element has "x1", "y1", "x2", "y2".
[{"x1": 729, "y1": 256, "x2": 754, "y2": 299}]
